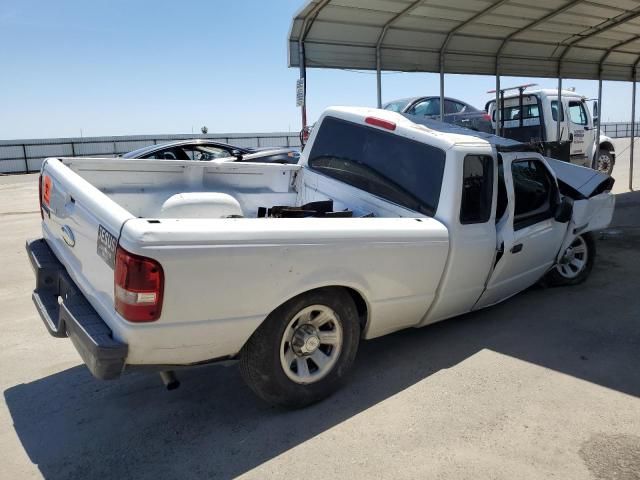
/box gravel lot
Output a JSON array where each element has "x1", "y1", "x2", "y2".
[{"x1": 1, "y1": 154, "x2": 639, "y2": 479}]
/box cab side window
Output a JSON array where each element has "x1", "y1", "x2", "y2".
[
  {"x1": 460, "y1": 155, "x2": 493, "y2": 224},
  {"x1": 568, "y1": 101, "x2": 588, "y2": 125},
  {"x1": 511, "y1": 159, "x2": 557, "y2": 230}
]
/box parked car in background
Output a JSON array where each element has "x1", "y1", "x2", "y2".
[
  {"x1": 122, "y1": 139, "x2": 300, "y2": 164},
  {"x1": 383, "y1": 96, "x2": 493, "y2": 133}
]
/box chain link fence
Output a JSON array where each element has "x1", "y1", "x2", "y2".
[{"x1": 0, "y1": 133, "x2": 302, "y2": 174}]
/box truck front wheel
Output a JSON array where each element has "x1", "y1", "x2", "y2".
[
  {"x1": 239, "y1": 288, "x2": 360, "y2": 408},
  {"x1": 595, "y1": 149, "x2": 615, "y2": 175},
  {"x1": 544, "y1": 233, "x2": 596, "y2": 286}
]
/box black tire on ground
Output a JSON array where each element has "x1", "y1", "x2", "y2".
[
  {"x1": 544, "y1": 233, "x2": 596, "y2": 287},
  {"x1": 596, "y1": 149, "x2": 615, "y2": 175},
  {"x1": 239, "y1": 288, "x2": 360, "y2": 408}
]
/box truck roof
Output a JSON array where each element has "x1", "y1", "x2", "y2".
[
  {"x1": 319, "y1": 106, "x2": 511, "y2": 151},
  {"x1": 491, "y1": 88, "x2": 585, "y2": 102}
]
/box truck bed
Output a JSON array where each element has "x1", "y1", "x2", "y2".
[{"x1": 40, "y1": 157, "x2": 450, "y2": 366}]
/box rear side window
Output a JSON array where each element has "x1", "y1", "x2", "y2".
[
  {"x1": 445, "y1": 100, "x2": 466, "y2": 114},
  {"x1": 551, "y1": 101, "x2": 565, "y2": 121},
  {"x1": 511, "y1": 159, "x2": 556, "y2": 229},
  {"x1": 308, "y1": 116, "x2": 446, "y2": 216},
  {"x1": 460, "y1": 155, "x2": 493, "y2": 224},
  {"x1": 492, "y1": 104, "x2": 539, "y2": 121}
]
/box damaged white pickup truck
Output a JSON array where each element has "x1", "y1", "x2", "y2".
[{"x1": 27, "y1": 107, "x2": 615, "y2": 407}]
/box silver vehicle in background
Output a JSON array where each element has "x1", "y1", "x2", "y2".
[
  {"x1": 122, "y1": 139, "x2": 300, "y2": 164},
  {"x1": 383, "y1": 96, "x2": 493, "y2": 133}
]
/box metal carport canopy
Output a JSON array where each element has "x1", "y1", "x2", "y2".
[
  {"x1": 288, "y1": 0, "x2": 640, "y2": 81},
  {"x1": 288, "y1": 0, "x2": 639, "y2": 188}
]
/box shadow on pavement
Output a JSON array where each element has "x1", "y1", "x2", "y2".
[{"x1": 5, "y1": 192, "x2": 640, "y2": 479}]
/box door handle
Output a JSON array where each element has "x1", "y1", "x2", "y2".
[{"x1": 510, "y1": 243, "x2": 523, "y2": 253}]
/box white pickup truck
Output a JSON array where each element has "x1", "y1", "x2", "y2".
[{"x1": 27, "y1": 107, "x2": 615, "y2": 408}]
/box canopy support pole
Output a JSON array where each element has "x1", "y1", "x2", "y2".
[
  {"x1": 298, "y1": 42, "x2": 307, "y2": 130},
  {"x1": 594, "y1": 76, "x2": 603, "y2": 169},
  {"x1": 439, "y1": 67, "x2": 445, "y2": 121},
  {"x1": 495, "y1": 75, "x2": 501, "y2": 136},
  {"x1": 296, "y1": 0, "x2": 330, "y2": 132},
  {"x1": 631, "y1": 71, "x2": 637, "y2": 190},
  {"x1": 376, "y1": 47, "x2": 382, "y2": 108},
  {"x1": 374, "y1": 0, "x2": 423, "y2": 110},
  {"x1": 556, "y1": 77, "x2": 562, "y2": 144}
]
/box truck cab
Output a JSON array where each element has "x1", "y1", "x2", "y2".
[{"x1": 486, "y1": 89, "x2": 615, "y2": 174}]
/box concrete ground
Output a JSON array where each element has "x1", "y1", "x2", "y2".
[
  {"x1": 609, "y1": 137, "x2": 640, "y2": 194},
  {"x1": 1, "y1": 158, "x2": 639, "y2": 479}
]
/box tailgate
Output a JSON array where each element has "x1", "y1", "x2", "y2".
[{"x1": 40, "y1": 158, "x2": 135, "y2": 323}]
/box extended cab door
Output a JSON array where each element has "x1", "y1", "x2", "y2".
[{"x1": 474, "y1": 153, "x2": 567, "y2": 308}]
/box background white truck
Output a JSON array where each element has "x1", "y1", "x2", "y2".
[
  {"x1": 486, "y1": 88, "x2": 616, "y2": 174},
  {"x1": 28, "y1": 107, "x2": 614, "y2": 407}
]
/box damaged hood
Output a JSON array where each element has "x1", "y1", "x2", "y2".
[{"x1": 544, "y1": 158, "x2": 614, "y2": 199}]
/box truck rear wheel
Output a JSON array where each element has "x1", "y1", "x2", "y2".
[
  {"x1": 239, "y1": 288, "x2": 360, "y2": 408},
  {"x1": 544, "y1": 233, "x2": 595, "y2": 286}
]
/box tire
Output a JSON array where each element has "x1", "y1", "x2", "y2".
[
  {"x1": 544, "y1": 233, "x2": 596, "y2": 286},
  {"x1": 239, "y1": 288, "x2": 360, "y2": 408},
  {"x1": 595, "y1": 149, "x2": 615, "y2": 175}
]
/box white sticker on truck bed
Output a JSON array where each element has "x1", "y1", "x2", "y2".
[{"x1": 97, "y1": 225, "x2": 117, "y2": 269}]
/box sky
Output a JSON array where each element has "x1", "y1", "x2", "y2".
[{"x1": 0, "y1": 0, "x2": 637, "y2": 140}]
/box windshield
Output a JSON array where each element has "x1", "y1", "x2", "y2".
[
  {"x1": 308, "y1": 116, "x2": 446, "y2": 216},
  {"x1": 382, "y1": 99, "x2": 412, "y2": 113}
]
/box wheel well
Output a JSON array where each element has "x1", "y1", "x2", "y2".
[
  {"x1": 599, "y1": 141, "x2": 614, "y2": 154},
  {"x1": 282, "y1": 286, "x2": 369, "y2": 331},
  {"x1": 342, "y1": 287, "x2": 368, "y2": 331}
]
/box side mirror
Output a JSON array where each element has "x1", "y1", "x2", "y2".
[
  {"x1": 592, "y1": 100, "x2": 599, "y2": 125},
  {"x1": 555, "y1": 197, "x2": 573, "y2": 223},
  {"x1": 231, "y1": 149, "x2": 243, "y2": 161}
]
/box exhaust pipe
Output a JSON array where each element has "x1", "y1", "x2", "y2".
[{"x1": 159, "y1": 370, "x2": 180, "y2": 390}]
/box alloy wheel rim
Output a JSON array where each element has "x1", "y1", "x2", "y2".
[
  {"x1": 597, "y1": 153, "x2": 611, "y2": 173},
  {"x1": 556, "y1": 235, "x2": 588, "y2": 279},
  {"x1": 279, "y1": 305, "x2": 343, "y2": 384}
]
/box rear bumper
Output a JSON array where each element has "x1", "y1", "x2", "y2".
[{"x1": 26, "y1": 238, "x2": 127, "y2": 380}]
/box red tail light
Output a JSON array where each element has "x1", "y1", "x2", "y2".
[
  {"x1": 38, "y1": 174, "x2": 44, "y2": 220},
  {"x1": 114, "y1": 246, "x2": 164, "y2": 322},
  {"x1": 483, "y1": 113, "x2": 491, "y2": 121},
  {"x1": 365, "y1": 116, "x2": 396, "y2": 131}
]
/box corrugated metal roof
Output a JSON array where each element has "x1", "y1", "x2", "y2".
[{"x1": 288, "y1": 0, "x2": 640, "y2": 81}]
